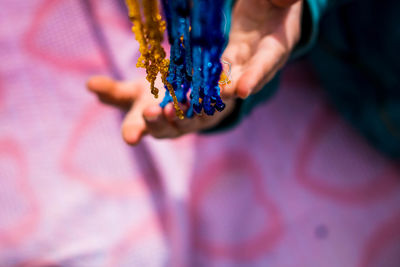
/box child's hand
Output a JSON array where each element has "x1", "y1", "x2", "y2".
[
  {"x1": 87, "y1": 76, "x2": 236, "y2": 145},
  {"x1": 222, "y1": 0, "x2": 302, "y2": 98},
  {"x1": 87, "y1": 0, "x2": 302, "y2": 145}
]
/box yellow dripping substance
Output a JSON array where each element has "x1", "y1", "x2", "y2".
[
  {"x1": 125, "y1": 0, "x2": 184, "y2": 119},
  {"x1": 219, "y1": 71, "x2": 231, "y2": 85}
]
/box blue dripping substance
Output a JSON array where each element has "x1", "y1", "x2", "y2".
[{"x1": 160, "y1": 0, "x2": 234, "y2": 117}]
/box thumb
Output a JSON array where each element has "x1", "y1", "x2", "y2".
[{"x1": 270, "y1": 0, "x2": 301, "y2": 8}]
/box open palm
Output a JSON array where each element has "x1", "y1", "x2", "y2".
[
  {"x1": 87, "y1": 0, "x2": 303, "y2": 145},
  {"x1": 222, "y1": 0, "x2": 302, "y2": 99}
]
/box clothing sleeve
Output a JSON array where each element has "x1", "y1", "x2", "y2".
[
  {"x1": 203, "y1": 0, "x2": 330, "y2": 134},
  {"x1": 292, "y1": 0, "x2": 329, "y2": 58}
]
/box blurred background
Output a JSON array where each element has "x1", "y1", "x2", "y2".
[{"x1": 0, "y1": 0, "x2": 399, "y2": 266}]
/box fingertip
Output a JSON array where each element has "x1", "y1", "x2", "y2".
[
  {"x1": 237, "y1": 89, "x2": 251, "y2": 99},
  {"x1": 143, "y1": 105, "x2": 163, "y2": 121},
  {"x1": 86, "y1": 76, "x2": 115, "y2": 93},
  {"x1": 236, "y1": 75, "x2": 253, "y2": 99},
  {"x1": 163, "y1": 103, "x2": 178, "y2": 121},
  {"x1": 121, "y1": 123, "x2": 145, "y2": 146}
]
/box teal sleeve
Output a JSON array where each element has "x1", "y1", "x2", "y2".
[
  {"x1": 203, "y1": 0, "x2": 329, "y2": 134},
  {"x1": 292, "y1": 0, "x2": 329, "y2": 58}
]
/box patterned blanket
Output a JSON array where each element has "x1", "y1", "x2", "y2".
[{"x1": 0, "y1": 0, "x2": 399, "y2": 266}]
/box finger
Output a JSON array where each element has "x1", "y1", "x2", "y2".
[
  {"x1": 121, "y1": 104, "x2": 147, "y2": 146},
  {"x1": 87, "y1": 76, "x2": 138, "y2": 109},
  {"x1": 220, "y1": 42, "x2": 246, "y2": 98},
  {"x1": 270, "y1": 0, "x2": 301, "y2": 8},
  {"x1": 143, "y1": 105, "x2": 181, "y2": 139},
  {"x1": 220, "y1": 64, "x2": 242, "y2": 98},
  {"x1": 236, "y1": 39, "x2": 287, "y2": 98},
  {"x1": 163, "y1": 103, "x2": 178, "y2": 121}
]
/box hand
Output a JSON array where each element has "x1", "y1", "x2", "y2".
[
  {"x1": 87, "y1": 0, "x2": 302, "y2": 145},
  {"x1": 222, "y1": 0, "x2": 302, "y2": 98},
  {"x1": 87, "y1": 76, "x2": 236, "y2": 145}
]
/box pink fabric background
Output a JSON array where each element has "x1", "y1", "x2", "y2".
[{"x1": 0, "y1": 0, "x2": 400, "y2": 266}]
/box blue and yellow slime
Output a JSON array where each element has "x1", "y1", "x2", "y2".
[{"x1": 125, "y1": 0, "x2": 233, "y2": 119}]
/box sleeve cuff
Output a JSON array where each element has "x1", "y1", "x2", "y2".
[{"x1": 291, "y1": 0, "x2": 329, "y2": 58}]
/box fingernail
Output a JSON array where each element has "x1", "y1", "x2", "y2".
[
  {"x1": 145, "y1": 115, "x2": 159, "y2": 123},
  {"x1": 239, "y1": 91, "x2": 250, "y2": 99}
]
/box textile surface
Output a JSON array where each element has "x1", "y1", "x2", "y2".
[{"x1": 0, "y1": 0, "x2": 399, "y2": 266}]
